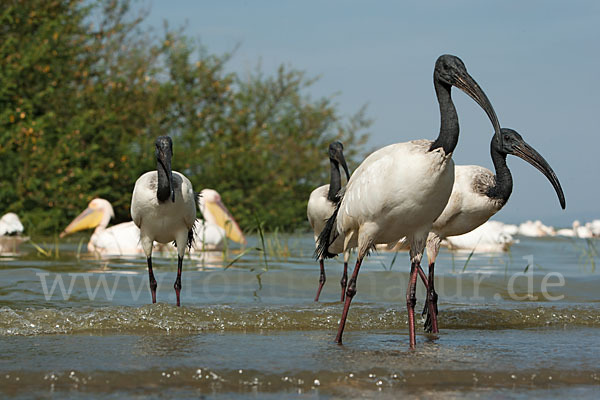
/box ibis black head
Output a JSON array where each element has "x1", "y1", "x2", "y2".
[
  {"x1": 328, "y1": 141, "x2": 350, "y2": 180},
  {"x1": 494, "y1": 128, "x2": 566, "y2": 209},
  {"x1": 434, "y1": 54, "x2": 502, "y2": 146},
  {"x1": 155, "y1": 136, "x2": 175, "y2": 202}
]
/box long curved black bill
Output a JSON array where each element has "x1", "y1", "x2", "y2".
[
  {"x1": 454, "y1": 72, "x2": 502, "y2": 147},
  {"x1": 158, "y1": 152, "x2": 175, "y2": 202},
  {"x1": 340, "y1": 155, "x2": 351, "y2": 181},
  {"x1": 513, "y1": 141, "x2": 566, "y2": 209}
]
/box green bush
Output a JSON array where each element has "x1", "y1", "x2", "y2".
[{"x1": 0, "y1": 0, "x2": 370, "y2": 234}]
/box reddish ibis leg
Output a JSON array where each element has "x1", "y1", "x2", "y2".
[
  {"x1": 340, "y1": 261, "x2": 348, "y2": 302},
  {"x1": 147, "y1": 256, "x2": 157, "y2": 304},
  {"x1": 174, "y1": 256, "x2": 183, "y2": 307},
  {"x1": 406, "y1": 262, "x2": 419, "y2": 349},
  {"x1": 422, "y1": 262, "x2": 439, "y2": 333},
  {"x1": 314, "y1": 259, "x2": 326, "y2": 302},
  {"x1": 335, "y1": 257, "x2": 363, "y2": 344}
]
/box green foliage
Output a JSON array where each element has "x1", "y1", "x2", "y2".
[{"x1": 0, "y1": 0, "x2": 370, "y2": 235}]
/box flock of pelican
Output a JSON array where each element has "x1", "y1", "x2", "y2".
[{"x1": 0, "y1": 54, "x2": 593, "y2": 348}]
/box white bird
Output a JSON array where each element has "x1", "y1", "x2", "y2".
[
  {"x1": 193, "y1": 188, "x2": 246, "y2": 251},
  {"x1": 60, "y1": 199, "x2": 144, "y2": 256},
  {"x1": 587, "y1": 220, "x2": 600, "y2": 237},
  {"x1": 131, "y1": 135, "x2": 197, "y2": 306},
  {"x1": 556, "y1": 220, "x2": 593, "y2": 238},
  {"x1": 442, "y1": 220, "x2": 515, "y2": 253},
  {"x1": 60, "y1": 190, "x2": 245, "y2": 257},
  {"x1": 0, "y1": 213, "x2": 27, "y2": 254},
  {"x1": 422, "y1": 128, "x2": 565, "y2": 332},
  {"x1": 317, "y1": 54, "x2": 502, "y2": 348},
  {"x1": 307, "y1": 141, "x2": 351, "y2": 302},
  {"x1": 0, "y1": 213, "x2": 24, "y2": 236},
  {"x1": 518, "y1": 219, "x2": 556, "y2": 237}
]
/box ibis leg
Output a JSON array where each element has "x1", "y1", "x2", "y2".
[
  {"x1": 406, "y1": 262, "x2": 419, "y2": 349},
  {"x1": 335, "y1": 257, "x2": 363, "y2": 344},
  {"x1": 340, "y1": 261, "x2": 348, "y2": 302},
  {"x1": 174, "y1": 256, "x2": 183, "y2": 307},
  {"x1": 422, "y1": 261, "x2": 439, "y2": 333},
  {"x1": 314, "y1": 259, "x2": 326, "y2": 302},
  {"x1": 147, "y1": 257, "x2": 157, "y2": 304}
]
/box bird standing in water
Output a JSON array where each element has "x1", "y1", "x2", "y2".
[
  {"x1": 131, "y1": 136, "x2": 197, "y2": 306},
  {"x1": 421, "y1": 128, "x2": 566, "y2": 333},
  {"x1": 307, "y1": 142, "x2": 351, "y2": 302}
]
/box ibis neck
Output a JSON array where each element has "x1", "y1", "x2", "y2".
[
  {"x1": 429, "y1": 80, "x2": 459, "y2": 154},
  {"x1": 327, "y1": 160, "x2": 342, "y2": 202},
  {"x1": 486, "y1": 147, "x2": 512, "y2": 204},
  {"x1": 156, "y1": 162, "x2": 171, "y2": 202}
]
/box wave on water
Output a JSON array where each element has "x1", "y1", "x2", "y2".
[{"x1": 1, "y1": 303, "x2": 600, "y2": 336}]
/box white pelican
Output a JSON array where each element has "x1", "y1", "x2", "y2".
[
  {"x1": 317, "y1": 54, "x2": 502, "y2": 348},
  {"x1": 0, "y1": 213, "x2": 24, "y2": 236},
  {"x1": 131, "y1": 136, "x2": 196, "y2": 306},
  {"x1": 422, "y1": 128, "x2": 565, "y2": 333},
  {"x1": 518, "y1": 219, "x2": 556, "y2": 237},
  {"x1": 556, "y1": 220, "x2": 593, "y2": 238},
  {"x1": 441, "y1": 220, "x2": 516, "y2": 253},
  {"x1": 307, "y1": 141, "x2": 351, "y2": 302},
  {"x1": 0, "y1": 213, "x2": 27, "y2": 254},
  {"x1": 60, "y1": 198, "x2": 144, "y2": 256},
  {"x1": 193, "y1": 188, "x2": 246, "y2": 251},
  {"x1": 588, "y1": 220, "x2": 600, "y2": 237}
]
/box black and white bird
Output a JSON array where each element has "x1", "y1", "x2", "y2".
[
  {"x1": 131, "y1": 136, "x2": 197, "y2": 306},
  {"x1": 307, "y1": 142, "x2": 351, "y2": 302},
  {"x1": 317, "y1": 54, "x2": 501, "y2": 348},
  {"x1": 421, "y1": 128, "x2": 566, "y2": 333}
]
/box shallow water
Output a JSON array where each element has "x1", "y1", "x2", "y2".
[{"x1": 1, "y1": 234, "x2": 599, "y2": 398}]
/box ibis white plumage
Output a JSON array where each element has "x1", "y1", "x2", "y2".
[
  {"x1": 307, "y1": 141, "x2": 351, "y2": 302},
  {"x1": 131, "y1": 136, "x2": 196, "y2": 306},
  {"x1": 317, "y1": 54, "x2": 502, "y2": 348}
]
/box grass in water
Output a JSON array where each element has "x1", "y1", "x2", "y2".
[
  {"x1": 380, "y1": 249, "x2": 400, "y2": 271},
  {"x1": 30, "y1": 236, "x2": 61, "y2": 258}
]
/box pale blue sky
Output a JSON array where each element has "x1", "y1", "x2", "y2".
[{"x1": 140, "y1": 0, "x2": 599, "y2": 226}]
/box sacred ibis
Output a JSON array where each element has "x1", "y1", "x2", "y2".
[
  {"x1": 131, "y1": 136, "x2": 197, "y2": 306},
  {"x1": 307, "y1": 141, "x2": 351, "y2": 301},
  {"x1": 422, "y1": 128, "x2": 565, "y2": 333}
]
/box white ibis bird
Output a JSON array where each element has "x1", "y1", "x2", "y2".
[
  {"x1": 60, "y1": 198, "x2": 144, "y2": 256},
  {"x1": 421, "y1": 128, "x2": 566, "y2": 333},
  {"x1": 317, "y1": 54, "x2": 501, "y2": 348},
  {"x1": 307, "y1": 141, "x2": 351, "y2": 302},
  {"x1": 131, "y1": 136, "x2": 197, "y2": 306}
]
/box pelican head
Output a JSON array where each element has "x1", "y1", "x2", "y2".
[
  {"x1": 155, "y1": 135, "x2": 175, "y2": 203},
  {"x1": 493, "y1": 128, "x2": 566, "y2": 209},
  {"x1": 60, "y1": 198, "x2": 115, "y2": 238},
  {"x1": 328, "y1": 141, "x2": 350, "y2": 181},
  {"x1": 434, "y1": 54, "x2": 502, "y2": 145},
  {"x1": 199, "y1": 189, "x2": 246, "y2": 244}
]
